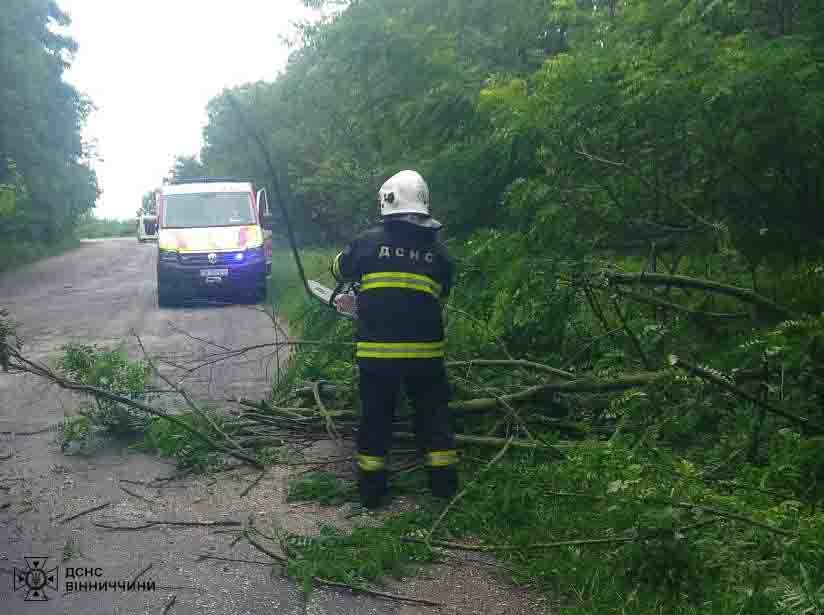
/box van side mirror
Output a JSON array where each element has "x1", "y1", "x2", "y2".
[{"x1": 256, "y1": 188, "x2": 274, "y2": 230}]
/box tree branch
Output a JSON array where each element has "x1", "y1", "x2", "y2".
[
  {"x1": 610, "y1": 294, "x2": 653, "y2": 370},
  {"x1": 95, "y1": 520, "x2": 241, "y2": 531},
  {"x1": 59, "y1": 501, "x2": 112, "y2": 524},
  {"x1": 576, "y1": 142, "x2": 721, "y2": 232},
  {"x1": 668, "y1": 355, "x2": 824, "y2": 433},
  {"x1": 546, "y1": 490, "x2": 797, "y2": 537},
  {"x1": 134, "y1": 333, "x2": 242, "y2": 449},
  {"x1": 608, "y1": 272, "x2": 793, "y2": 318},
  {"x1": 9, "y1": 350, "x2": 263, "y2": 468},
  {"x1": 407, "y1": 519, "x2": 720, "y2": 552},
  {"x1": 447, "y1": 372, "x2": 664, "y2": 412},
  {"x1": 391, "y1": 431, "x2": 570, "y2": 455},
  {"x1": 243, "y1": 528, "x2": 442, "y2": 607},
  {"x1": 446, "y1": 359, "x2": 575, "y2": 380},
  {"x1": 312, "y1": 380, "x2": 342, "y2": 445},
  {"x1": 617, "y1": 288, "x2": 750, "y2": 320}
]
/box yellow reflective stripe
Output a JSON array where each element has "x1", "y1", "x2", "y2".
[
  {"x1": 357, "y1": 342, "x2": 444, "y2": 350},
  {"x1": 362, "y1": 272, "x2": 441, "y2": 292},
  {"x1": 332, "y1": 253, "x2": 343, "y2": 278},
  {"x1": 358, "y1": 350, "x2": 444, "y2": 359},
  {"x1": 362, "y1": 272, "x2": 439, "y2": 284},
  {"x1": 360, "y1": 281, "x2": 439, "y2": 297},
  {"x1": 360, "y1": 272, "x2": 442, "y2": 297},
  {"x1": 356, "y1": 454, "x2": 386, "y2": 472},
  {"x1": 356, "y1": 342, "x2": 445, "y2": 359},
  {"x1": 356, "y1": 341, "x2": 445, "y2": 359},
  {"x1": 426, "y1": 450, "x2": 458, "y2": 467}
]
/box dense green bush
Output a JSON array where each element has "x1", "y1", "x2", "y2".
[{"x1": 0, "y1": 238, "x2": 80, "y2": 273}]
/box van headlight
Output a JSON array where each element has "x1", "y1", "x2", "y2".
[
  {"x1": 245, "y1": 246, "x2": 264, "y2": 261},
  {"x1": 159, "y1": 249, "x2": 178, "y2": 263}
]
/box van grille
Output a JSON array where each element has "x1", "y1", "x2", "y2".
[{"x1": 179, "y1": 252, "x2": 236, "y2": 266}]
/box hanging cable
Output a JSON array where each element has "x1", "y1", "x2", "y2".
[{"x1": 225, "y1": 92, "x2": 312, "y2": 300}]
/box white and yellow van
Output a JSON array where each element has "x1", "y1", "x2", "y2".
[{"x1": 155, "y1": 178, "x2": 273, "y2": 306}]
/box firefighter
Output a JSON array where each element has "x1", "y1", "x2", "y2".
[{"x1": 331, "y1": 170, "x2": 457, "y2": 508}]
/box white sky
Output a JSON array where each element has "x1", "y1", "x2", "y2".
[{"x1": 59, "y1": 0, "x2": 319, "y2": 220}]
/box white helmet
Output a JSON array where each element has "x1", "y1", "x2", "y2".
[{"x1": 378, "y1": 170, "x2": 430, "y2": 217}]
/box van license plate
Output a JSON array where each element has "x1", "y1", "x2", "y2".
[{"x1": 200, "y1": 268, "x2": 228, "y2": 277}]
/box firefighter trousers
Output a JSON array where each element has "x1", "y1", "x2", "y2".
[{"x1": 356, "y1": 358, "x2": 458, "y2": 506}]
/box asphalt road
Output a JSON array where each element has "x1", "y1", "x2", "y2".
[{"x1": 0, "y1": 239, "x2": 547, "y2": 615}]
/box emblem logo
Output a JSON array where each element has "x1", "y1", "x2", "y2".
[
  {"x1": 13, "y1": 556, "x2": 59, "y2": 601},
  {"x1": 207, "y1": 252, "x2": 218, "y2": 264}
]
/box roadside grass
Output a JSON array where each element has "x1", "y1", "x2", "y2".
[
  {"x1": 0, "y1": 237, "x2": 81, "y2": 273},
  {"x1": 268, "y1": 248, "x2": 339, "y2": 327},
  {"x1": 75, "y1": 217, "x2": 135, "y2": 239}
]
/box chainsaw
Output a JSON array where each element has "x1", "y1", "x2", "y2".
[{"x1": 307, "y1": 279, "x2": 358, "y2": 320}]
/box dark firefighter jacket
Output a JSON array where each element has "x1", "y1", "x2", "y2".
[{"x1": 332, "y1": 219, "x2": 453, "y2": 360}]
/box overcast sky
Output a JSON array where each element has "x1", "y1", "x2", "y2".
[{"x1": 59, "y1": 0, "x2": 319, "y2": 220}]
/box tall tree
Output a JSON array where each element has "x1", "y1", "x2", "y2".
[
  {"x1": 166, "y1": 155, "x2": 206, "y2": 183},
  {"x1": 0, "y1": 0, "x2": 98, "y2": 242},
  {"x1": 184, "y1": 0, "x2": 824, "y2": 267}
]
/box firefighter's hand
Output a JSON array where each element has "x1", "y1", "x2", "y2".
[{"x1": 334, "y1": 293, "x2": 356, "y2": 315}]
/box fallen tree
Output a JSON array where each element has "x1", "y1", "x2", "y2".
[
  {"x1": 606, "y1": 271, "x2": 793, "y2": 318},
  {"x1": 3, "y1": 333, "x2": 664, "y2": 469},
  {"x1": 668, "y1": 354, "x2": 824, "y2": 434}
]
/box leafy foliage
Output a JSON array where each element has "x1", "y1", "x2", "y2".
[
  {"x1": 138, "y1": 413, "x2": 226, "y2": 472},
  {"x1": 0, "y1": 237, "x2": 81, "y2": 273},
  {"x1": 279, "y1": 513, "x2": 433, "y2": 595},
  {"x1": 75, "y1": 213, "x2": 136, "y2": 239},
  {"x1": 0, "y1": 308, "x2": 21, "y2": 371},
  {"x1": 288, "y1": 472, "x2": 355, "y2": 506},
  {"x1": 0, "y1": 0, "x2": 98, "y2": 245},
  {"x1": 778, "y1": 565, "x2": 824, "y2": 615},
  {"x1": 56, "y1": 344, "x2": 149, "y2": 451}
]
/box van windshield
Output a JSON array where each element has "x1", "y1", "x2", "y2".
[{"x1": 162, "y1": 192, "x2": 255, "y2": 228}]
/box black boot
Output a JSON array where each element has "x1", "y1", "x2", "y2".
[
  {"x1": 428, "y1": 466, "x2": 458, "y2": 499},
  {"x1": 358, "y1": 469, "x2": 388, "y2": 509}
]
